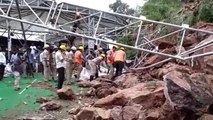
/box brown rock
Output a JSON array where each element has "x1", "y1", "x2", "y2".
[
  {"x1": 76, "y1": 107, "x2": 111, "y2": 120},
  {"x1": 110, "y1": 106, "x2": 123, "y2": 120},
  {"x1": 40, "y1": 101, "x2": 62, "y2": 111},
  {"x1": 143, "y1": 48, "x2": 176, "y2": 67},
  {"x1": 123, "y1": 104, "x2": 142, "y2": 120},
  {"x1": 68, "y1": 106, "x2": 82, "y2": 115},
  {"x1": 164, "y1": 71, "x2": 213, "y2": 114},
  {"x1": 115, "y1": 73, "x2": 139, "y2": 88},
  {"x1": 198, "y1": 114, "x2": 213, "y2": 120},
  {"x1": 94, "y1": 93, "x2": 128, "y2": 107},
  {"x1": 90, "y1": 80, "x2": 102, "y2": 88},
  {"x1": 145, "y1": 110, "x2": 160, "y2": 120},
  {"x1": 36, "y1": 97, "x2": 50, "y2": 104},
  {"x1": 95, "y1": 86, "x2": 118, "y2": 98},
  {"x1": 57, "y1": 87, "x2": 75, "y2": 100},
  {"x1": 95, "y1": 81, "x2": 165, "y2": 109},
  {"x1": 77, "y1": 81, "x2": 92, "y2": 88}
]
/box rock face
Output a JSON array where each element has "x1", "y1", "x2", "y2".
[
  {"x1": 57, "y1": 87, "x2": 75, "y2": 100},
  {"x1": 164, "y1": 71, "x2": 213, "y2": 114},
  {"x1": 40, "y1": 101, "x2": 62, "y2": 111},
  {"x1": 199, "y1": 114, "x2": 213, "y2": 120}
]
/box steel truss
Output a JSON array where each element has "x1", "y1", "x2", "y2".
[{"x1": 0, "y1": 0, "x2": 213, "y2": 63}]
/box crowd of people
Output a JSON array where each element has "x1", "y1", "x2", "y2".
[{"x1": 0, "y1": 42, "x2": 126, "y2": 90}]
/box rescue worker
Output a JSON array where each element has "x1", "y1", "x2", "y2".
[
  {"x1": 113, "y1": 46, "x2": 126, "y2": 80},
  {"x1": 74, "y1": 46, "x2": 84, "y2": 81},
  {"x1": 55, "y1": 45, "x2": 66, "y2": 89},
  {"x1": 50, "y1": 45, "x2": 58, "y2": 81},
  {"x1": 88, "y1": 54, "x2": 106, "y2": 81},
  {"x1": 107, "y1": 45, "x2": 118, "y2": 80},
  {"x1": 42, "y1": 44, "x2": 50, "y2": 81}
]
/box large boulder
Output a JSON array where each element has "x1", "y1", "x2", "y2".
[
  {"x1": 95, "y1": 86, "x2": 118, "y2": 98},
  {"x1": 77, "y1": 81, "x2": 92, "y2": 88},
  {"x1": 57, "y1": 87, "x2": 75, "y2": 100},
  {"x1": 95, "y1": 81, "x2": 165, "y2": 109},
  {"x1": 123, "y1": 104, "x2": 142, "y2": 120},
  {"x1": 164, "y1": 71, "x2": 213, "y2": 114},
  {"x1": 198, "y1": 114, "x2": 213, "y2": 120}
]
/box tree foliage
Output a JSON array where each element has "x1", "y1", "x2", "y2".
[
  {"x1": 199, "y1": 0, "x2": 213, "y2": 22},
  {"x1": 109, "y1": 0, "x2": 135, "y2": 15}
]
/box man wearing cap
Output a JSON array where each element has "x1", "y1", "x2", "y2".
[
  {"x1": 55, "y1": 45, "x2": 66, "y2": 89},
  {"x1": 42, "y1": 44, "x2": 50, "y2": 81},
  {"x1": 87, "y1": 54, "x2": 106, "y2": 81},
  {"x1": 74, "y1": 46, "x2": 84, "y2": 81},
  {"x1": 112, "y1": 46, "x2": 126, "y2": 80},
  {"x1": 107, "y1": 45, "x2": 118, "y2": 80}
]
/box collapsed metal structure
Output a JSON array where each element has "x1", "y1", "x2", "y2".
[{"x1": 0, "y1": 0, "x2": 213, "y2": 65}]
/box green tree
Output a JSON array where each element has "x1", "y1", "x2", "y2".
[
  {"x1": 109, "y1": 0, "x2": 136, "y2": 15},
  {"x1": 199, "y1": 0, "x2": 213, "y2": 22}
]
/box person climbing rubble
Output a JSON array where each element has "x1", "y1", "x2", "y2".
[
  {"x1": 68, "y1": 46, "x2": 77, "y2": 84},
  {"x1": 87, "y1": 54, "x2": 106, "y2": 81},
  {"x1": 107, "y1": 45, "x2": 118, "y2": 80},
  {"x1": 112, "y1": 46, "x2": 126, "y2": 80},
  {"x1": 55, "y1": 45, "x2": 66, "y2": 89}
]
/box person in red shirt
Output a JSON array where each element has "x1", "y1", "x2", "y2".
[{"x1": 74, "y1": 46, "x2": 84, "y2": 81}]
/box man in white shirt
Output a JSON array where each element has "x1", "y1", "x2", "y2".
[
  {"x1": 0, "y1": 47, "x2": 6, "y2": 80},
  {"x1": 55, "y1": 45, "x2": 66, "y2": 89}
]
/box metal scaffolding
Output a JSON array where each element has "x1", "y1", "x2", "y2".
[{"x1": 0, "y1": 0, "x2": 213, "y2": 63}]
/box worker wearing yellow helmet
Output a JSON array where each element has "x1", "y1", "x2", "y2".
[
  {"x1": 55, "y1": 44, "x2": 67, "y2": 89},
  {"x1": 112, "y1": 45, "x2": 126, "y2": 80},
  {"x1": 87, "y1": 53, "x2": 106, "y2": 81},
  {"x1": 74, "y1": 46, "x2": 84, "y2": 81}
]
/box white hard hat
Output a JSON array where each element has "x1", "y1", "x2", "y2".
[
  {"x1": 71, "y1": 46, "x2": 77, "y2": 50},
  {"x1": 98, "y1": 47, "x2": 103, "y2": 51},
  {"x1": 43, "y1": 44, "x2": 49, "y2": 49}
]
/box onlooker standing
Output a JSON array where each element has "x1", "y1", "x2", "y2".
[
  {"x1": 42, "y1": 44, "x2": 50, "y2": 81},
  {"x1": 13, "y1": 52, "x2": 23, "y2": 90},
  {"x1": 0, "y1": 47, "x2": 6, "y2": 80},
  {"x1": 74, "y1": 46, "x2": 84, "y2": 81},
  {"x1": 55, "y1": 45, "x2": 66, "y2": 89},
  {"x1": 107, "y1": 45, "x2": 118, "y2": 80}
]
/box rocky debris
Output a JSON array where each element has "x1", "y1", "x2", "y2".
[
  {"x1": 68, "y1": 106, "x2": 83, "y2": 115},
  {"x1": 95, "y1": 86, "x2": 118, "y2": 98},
  {"x1": 18, "y1": 114, "x2": 56, "y2": 120},
  {"x1": 77, "y1": 81, "x2": 92, "y2": 88},
  {"x1": 123, "y1": 104, "x2": 142, "y2": 120},
  {"x1": 75, "y1": 107, "x2": 111, "y2": 120},
  {"x1": 114, "y1": 73, "x2": 140, "y2": 88},
  {"x1": 94, "y1": 93, "x2": 128, "y2": 107},
  {"x1": 36, "y1": 97, "x2": 51, "y2": 104},
  {"x1": 95, "y1": 81, "x2": 165, "y2": 109},
  {"x1": 198, "y1": 114, "x2": 213, "y2": 120},
  {"x1": 143, "y1": 47, "x2": 176, "y2": 67},
  {"x1": 110, "y1": 106, "x2": 123, "y2": 120},
  {"x1": 39, "y1": 101, "x2": 62, "y2": 111},
  {"x1": 164, "y1": 70, "x2": 213, "y2": 114},
  {"x1": 157, "y1": 62, "x2": 192, "y2": 79},
  {"x1": 57, "y1": 87, "x2": 75, "y2": 100}
]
